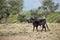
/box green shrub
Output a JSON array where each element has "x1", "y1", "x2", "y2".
[
  {"x1": 56, "y1": 16, "x2": 60, "y2": 23},
  {"x1": 18, "y1": 14, "x2": 27, "y2": 22}
]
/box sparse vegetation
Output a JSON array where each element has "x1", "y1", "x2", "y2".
[{"x1": 0, "y1": 23, "x2": 60, "y2": 40}]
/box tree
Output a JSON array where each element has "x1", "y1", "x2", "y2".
[
  {"x1": 30, "y1": 9, "x2": 38, "y2": 18},
  {"x1": 8, "y1": 0, "x2": 23, "y2": 15},
  {"x1": 0, "y1": 0, "x2": 23, "y2": 23},
  {"x1": 0, "y1": 0, "x2": 9, "y2": 23},
  {"x1": 42, "y1": 0, "x2": 59, "y2": 12},
  {"x1": 8, "y1": 0, "x2": 23, "y2": 23},
  {"x1": 37, "y1": 6, "x2": 48, "y2": 18}
]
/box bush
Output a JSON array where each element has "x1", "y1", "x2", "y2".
[
  {"x1": 18, "y1": 14, "x2": 27, "y2": 22},
  {"x1": 56, "y1": 16, "x2": 60, "y2": 23}
]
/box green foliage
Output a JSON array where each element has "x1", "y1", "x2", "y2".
[
  {"x1": 0, "y1": 0, "x2": 60, "y2": 23},
  {"x1": 16, "y1": 10, "x2": 31, "y2": 22},
  {"x1": 30, "y1": 10, "x2": 38, "y2": 18},
  {"x1": 8, "y1": 14, "x2": 18, "y2": 23},
  {"x1": 0, "y1": 0, "x2": 7, "y2": 15},
  {"x1": 0, "y1": 0, "x2": 23, "y2": 23},
  {"x1": 29, "y1": 8, "x2": 45, "y2": 18},
  {"x1": 47, "y1": 13, "x2": 60, "y2": 23},
  {"x1": 18, "y1": 14, "x2": 26, "y2": 22},
  {"x1": 8, "y1": 0, "x2": 23, "y2": 14},
  {"x1": 56, "y1": 15, "x2": 60, "y2": 23},
  {"x1": 37, "y1": 6, "x2": 47, "y2": 16},
  {"x1": 42, "y1": 0, "x2": 59, "y2": 12}
]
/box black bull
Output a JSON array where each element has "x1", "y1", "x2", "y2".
[{"x1": 27, "y1": 18, "x2": 50, "y2": 32}]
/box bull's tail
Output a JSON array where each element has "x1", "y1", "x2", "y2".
[{"x1": 46, "y1": 23, "x2": 50, "y2": 31}]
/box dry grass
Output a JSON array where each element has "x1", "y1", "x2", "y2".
[{"x1": 0, "y1": 23, "x2": 60, "y2": 40}]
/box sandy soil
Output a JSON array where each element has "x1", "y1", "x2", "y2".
[{"x1": 0, "y1": 23, "x2": 60, "y2": 40}]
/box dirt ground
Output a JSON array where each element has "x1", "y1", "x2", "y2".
[{"x1": 0, "y1": 23, "x2": 60, "y2": 40}]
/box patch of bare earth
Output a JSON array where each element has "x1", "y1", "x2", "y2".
[{"x1": 0, "y1": 23, "x2": 60, "y2": 40}]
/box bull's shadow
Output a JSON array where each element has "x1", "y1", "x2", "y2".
[{"x1": 27, "y1": 17, "x2": 50, "y2": 32}]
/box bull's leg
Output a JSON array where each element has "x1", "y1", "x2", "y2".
[
  {"x1": 44, "y1": 25, "x2": 46, "y2": 32},
  {"x1": 46, "y1": 23, "x2": 50, "y2": 31},
  {"x1": 41, "y1": 25, "x2": 46, "y2": 32},
  {"x1": 43, "y1": 25, "x2": 46, "y2": 32},
  {"x1": 36, "y1": 26, "x2": 38, "y2": 32},
  {"x1": 33, "y1": 26, "x2": 35, "y2": 31}
]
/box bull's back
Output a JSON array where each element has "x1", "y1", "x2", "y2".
[{"x1": 39, "y1": 19, "x2": 46, "y2": 25}]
